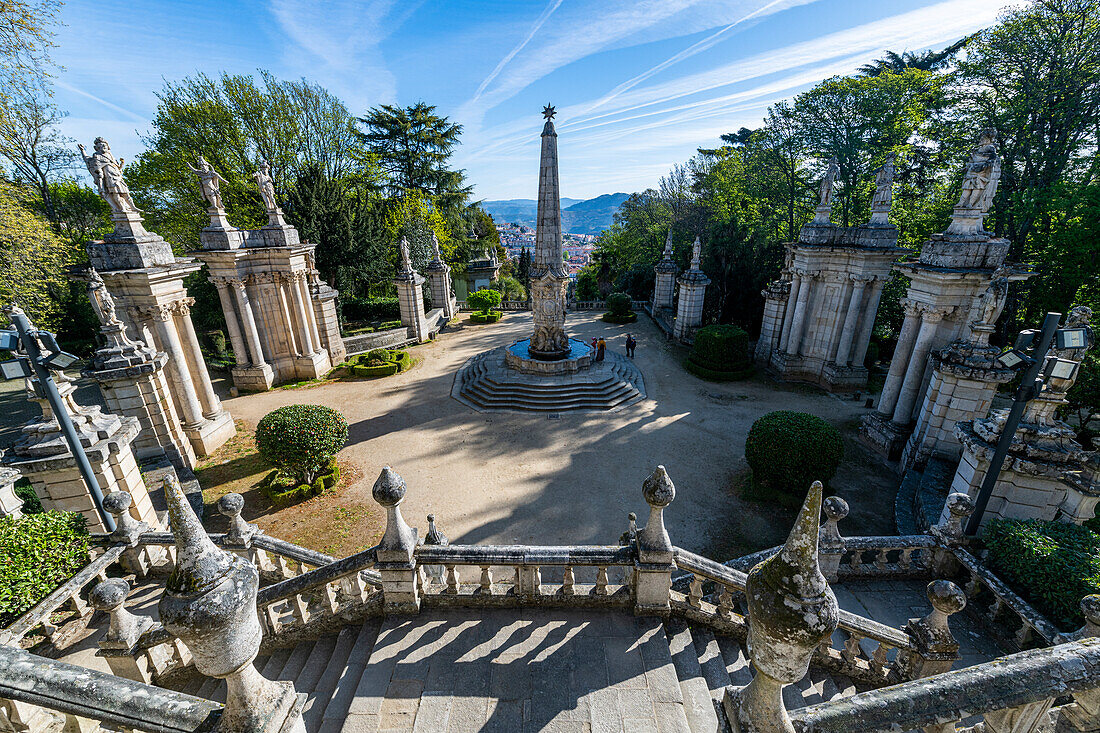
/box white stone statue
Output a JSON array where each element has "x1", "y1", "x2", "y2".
[
  {"x1": 976, "y1": 265, "x2": 1010, "y2": 326},
  {"x1": 956, "y1": 129, "x2": 1000, "y2": 212},
  {"x1": 87, "y1": 268, "x2": 119, "y2": 326},
  {"x1": 871, "y1": 153, "x2": 895, "y2": 212},
  {"x1": 663, "y1": 229, "x2": 673, "y2": 260},
  {"x1": 79, "y1": 138, "x2": 140, "y2": 217},
  {"x1": 690, "y1": 236, "x2": 702, "y2": 270},
  {"x1": 253, "y1": 160, "x2": 281, "y2": 214},
  {"x1": 398, "y1": 236, "x2": 413, "y2": 273},
  {"x1": 186, "y1": 156, "x2": 228, "y2": 211},
  {"x1": 430, "y1": 233, "x2": 443, "y2": 263},
  {"x1": 818, "y1": 157, "x2": 840, "y2": 208}
]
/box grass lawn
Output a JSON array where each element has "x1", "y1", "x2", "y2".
[{"x1": 195, "y1": 421, "x2": 384, "y2": 557}]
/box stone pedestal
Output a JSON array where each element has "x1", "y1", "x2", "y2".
[
  {"x1": 87, "y1": 256, "x2": 234, "y2": 457},
  {"x1": 197, "y1": 232, "x2": 333, "y2": 390},
  {"x1": 394, "y1": 269, "x2": 430, "y2": 344},
  {"x1": 0, "y1": 466, "x2": 22, "y2": 519},
  {"x1": 765, "y1": 221, "x2": 900, "y2": 392},
  {"x1": 900, "y1": 339, "x2": 1014, "y2": 470},
  {"x1": 424, "y1": 255, "x2": 457, "y2": 321},
  {"x1": 652, "y1": 235, "x2": 678, "y2": 311},
  {"x1": 861, "y1": 235, "x2": 1029, "y2": 460},
  {"x1": 674, "y1": 238, "x2": 709, "y2": 344},
  {"x1": 84, "y1": 321, "x2": 196, "y2": 471},
  {"x1": 2, "y1": 374, "x2": 159, "y2": 533}
]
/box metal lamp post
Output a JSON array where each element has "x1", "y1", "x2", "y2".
[
  {"x1": 1, "y1": 305, "x2": 115, "y2": 532},
  {"x1": 965, "y1": 311, "x2": 1073, "y2": 535}
]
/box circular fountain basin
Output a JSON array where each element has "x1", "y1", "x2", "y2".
[{"x1": 505, "y1": 338, "x2": 594, "y2": 375}]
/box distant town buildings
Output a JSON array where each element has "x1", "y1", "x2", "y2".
[{"x1": 496, "y1": 221, "x2": 596, "y2": 277}]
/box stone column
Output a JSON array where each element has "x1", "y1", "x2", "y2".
[
  {"x1": 723, "y1": 481, "x2": 838, "y2": 732},
  {"x1": 876, "y1": 299, "x2": 922, "y2": 417},
  {"x1": 635, "y1": 466, "x2": 676, "y2": 617},
  {"x1": 892, "y1": 308, "x2": 945, "y2": 426},
  {"x1": 149, "y1": 305, "x2": 204, "y2": 430},
  {"x1": 288, "y1": 273, "x2": 318, "y2": 355},
  {"x1": 230, "y1": 279, "x2": 266, "y2": 367},
  {"x1": 275, "y1": 277, "x2": 301, "y2": 355},
  {"x1": 158, "y1": 475, "x2": 304, "y2": 733},
  {"x1": 778, "y1": 272, "x2": 803, "y2": 352},
  {"x1": 296, "y1": 273, "x2": 323, "y2": 355},
  {"x1": 834, "y1": 276, "x2": 869, "y2": 366},
  {"x1": 174, "y1": 299, "x2": 223, "y2": 420},
  {"x1": 785, "y1": 271, "x2": 814, "y2": 356},
  {"x1": 372, "y1": 467, "x2": 420, "y2": 614},
  {"x1": 2, "y1": 375, "x2": 159, "y2": 534},
  {"x1": 755, "y1": 280, "x2": 790, "y2": 363},
  {"x1": 210, "y1": 277, "x2": 248, "y2": 367},
  {"x1": 851, "y1": 277, "x2": 886, "y2": 368}
]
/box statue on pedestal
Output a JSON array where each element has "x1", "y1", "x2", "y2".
[
  {"x1": 253, "y1": 160, "x2": 285, "y2": 225},
  {"x1": 870, "y1": 153, "x2": 895, "y2": 223},
  {"x1": 947, "y1": 129, "x2": 1001, "y2": 235},
  {"x1": 186, "y1": 156, "x2": 228, "y2": 212},
  {"x1": 79, "y1": 138, "x2": 141, "y2": 217},
  {"x1": 812, "y1": 157, "x2": 840, "y2": 223}
]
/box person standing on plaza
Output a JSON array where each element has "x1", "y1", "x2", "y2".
[
  {"x1": 625, "y1": 334, "x2": 636, "y2": 358},
  {"x1": 596, "y1": 337, "x2": 606, "y2": 362}
]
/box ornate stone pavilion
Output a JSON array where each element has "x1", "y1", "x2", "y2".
[
  {"x1": 756, "y1": 155, "x2": 902, "y2": 392},
  {"x1": 190, "y1": 159, "x2": 341, "y2": 391},
  {"x1": 455, "y1": 105, "x2": 644, "y2": 411},
  {"x1": 76, "y1": 137, "x2": 235, "y2": 457},
  {"x1": 861, "y1": 131, "x2": 1031, "y2": 460}
]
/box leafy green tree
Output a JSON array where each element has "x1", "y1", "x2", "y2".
[{"x1": 858, "y1": 36, "x2": 972, "y2": 77}]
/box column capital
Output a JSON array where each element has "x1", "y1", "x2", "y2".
[
  {"x1": 171, "y1": 297, "x2": 196, "y2": 317},
  {"x1": 249, "y1": 272, "x2": 274, "y2": 285},
  {"x1": 901, "y1": 298, "x2": 923, "y2": 318},
  {"x1": 208, "y1": 275, "x2": 232, "y2": 289},
  {"x1": 850, "y1": 273, "x2": 874, "y2": 284},
  {"x1": 227, "y1": 276, "x2": 247, "y2": 290},
  {"x1": 921, "y1": 306, "x2": 954, "y2": 324},
  {"x1": 134, "y1": 304, "x2": 174, "y2": 323}
]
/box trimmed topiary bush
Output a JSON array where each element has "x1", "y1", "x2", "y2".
[
  {"x1": 344, "y1": 349, "x2": 411, "y2": 377},
  {"x1": 606, "y1": 292, "x2": 632, "y2": 316},
  {"x1": 256, "y1": 404, "x2": 348, "y2": 486},
  {"x1": 984, "y1": 519, "x2": 1100, "y2": 630},
  {"x1": 0, "y1": 511, "x2": 89, "y2": 626},
  {"x1": 467, "y1": 288, "x2": 502, "y2": 315},
  {"x1": 744, "y1": 410, "x2": 843, "y2": 505},
  {"x1": 469, "y1": 310, "x2": 503, "y2": 323},
  {"x1": 261, "y1": 458, "x2": 341, "y2": 505},
  {"x1": 685, "y1": 325, "x2": 753, "y2": 381}
]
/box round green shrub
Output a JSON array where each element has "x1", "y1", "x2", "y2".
[
  {"x1": 261, "y1": 458, "x2": 340, "y2": 505},
  {"x1": 0, "y1": 511, "x2": 89, "y2": 626},
  {"x1": 365, "y1": 348, "x2": 390, "y2": 365},
  {"x1": 256, "y1": 404, "x2": 348, "y2": 485},
  {"x1": 606, "y1": 292, "x2": 632, "y2": 316},
  {"x1": 467, "y1": 288, "x2": 502, "y2": 314},
  {"x1": 601, "y1": 311, "x2": 637, "y2": 324},
  {"x1": 686, "y1": 325, "x2": 753, "y2": 380},
  {"x1": 745, "y1": 411, "x2": 843, "y2": 502},
  {"x1": 985, "y1": 519, "x2": 1100, "y2": 630}
]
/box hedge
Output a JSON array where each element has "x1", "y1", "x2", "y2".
[
  {"x1": 744, "y1": 411, "x2": 843, "y2": 506},
  {"x1": 686, "y1": 325, "x2": 753, "y2": 381},
  {"x1": 342, "y1": 297, "x2": 400, "y2": 323},
  {"x1": 261, "y1": 458, "x2": 340, "y2": 505},
  {"x1": 984, "y1": 519, "x2": 1100, "y2": 630},
  {"x1": 0, "y1": 511, "x2": 90, "y2": 627},
  {"x1": 468, "y1": 289, "x2": 502, "y2": 314},
  {"x1": 601, "y1": 312, "x2": 637, "y2": 324},
  {"x1": 343, "y1": 320, "x2": 404, "y2": 336},
  {"x1": 606, "y1": 292, "x2": 632, "y2": 316},
  {"x1": 344, "y1": 350, "x2": 411, "y2": 377},
  {"x1": 470, "y1": 310, "x2": 503, "y2": 324},
  {"x1": 256, "y1": 404, "x2": 348, "y2": 485}
]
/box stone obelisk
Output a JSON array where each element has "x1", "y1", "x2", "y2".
[{"x1": 528, "y1": 103, "x2": 571, "y2": 360}]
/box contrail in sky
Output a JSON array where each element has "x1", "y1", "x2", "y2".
[{"x1": 471, "y1": 0, "x2": 565, "y2": 102}]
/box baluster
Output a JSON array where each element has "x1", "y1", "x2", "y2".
[
  {"x1": 166, "y1": 545, "x2": 177, "y2": 569},
  {"x1": 479, "y1": 566, "x2": 493, "y2": 595},
  {"x1": 987, "y1": 597, "x2": 1004, "y2": 624},
  {"x1": 688, "y1": 574, "x2": 704, "y2": 609},
  {"x1": 95, "y1": 568, "x2": 109, "y2": 583},
  {"x1": 1014, "y1": 621, "x2": 1033, "y2": 648},
  {"x1": 70, "y1": 590, "x2": 90, "y2": 618},
  {"x1": 817, "y1": 637, "x2": 832, "y2": 656},
  {"x1": 842, "y1": 630, "x2": 864, "y2": 663},
  {"x1": 172, "y1": 637, "x2": 192, "y2": 667},
  {"x1": 899, "y1": 549, "x2": 914, "y2": 571},
  {"x1": 513, "y1": 566, "x2": 521, "y2": 590},
  {"x1": 263, "y1": 603, "x2": 282, "y2": 634},
  {"x1": 416, "y1": 565, "x2": 427, "y2": 593},
  {"x1": 848, "y1": 550, "x2": 861, "y2": 571},
  {"x1": 276, "y1": 555, "x2": 292, "y2": 579},
  {"x1": 717, "y1": 584, "x2": 734, "y2": 620},
  {"x1": 40, "y1": 615, "x2": 59, "y2": 641},
  {"x1": 323, "y1": 582, "x2": 339, "y2": 614},
  {"x1": 252, "y1": 547, "x2": 276, "y2": 573},
  {"x1": 338, "y1": 573, "x2": 367, "y2": 605},
  {"x1": 964, "y1": 571, "x2": 981, "y2": 599},
  {"x1": 871, "y1": 642, "x2": 889, "y2": 674},
  {"x1": 595, "y1": 566, "x2": 609, "y2": 596},
  {"x1": 873, "y1": 550, "x2": 888, "y2": 570},
  {"x1": 292, "y1": 594, "x2": 309, "y2": 625},
  {"x1": 562, "y1": 566, "x2": 575, "y2": 597},
  {"x1": 445, "y1": 565, "x2": 459, "y2": 595}
]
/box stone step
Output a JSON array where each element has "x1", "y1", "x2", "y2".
[
  {"x1": 463, "y1": 384, "x2": 639, "y2": 410},
  {"x1": 302, "y1": 627, "x2": 360, "y2": 730},
  {"x1": 665, "y1": 618, "x2": 721, "y2": 733},
  {"x1": 276, "y1": 640, "x2": 316, "y2": 682},
  {"x1": 296, "y1": 635, "x2": 339, "y2": 695},
  {"x1": 319, "y1": 619, "x2": 383, "y2": 731},
  {"x1": 260, "y1": 647, "x2": 292, "y2": 679},
  {"x1": 476, "y1": 377, "x2": 637, "y2": 397}
]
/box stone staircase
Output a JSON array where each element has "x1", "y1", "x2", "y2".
[
  {"x1": 452, "y1": 346, "x2": 646, "y2": 413},
  {"x1": 169, "y1": 608, "x2": 855, "y2": 732}
]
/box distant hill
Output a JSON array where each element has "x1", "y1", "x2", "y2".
[{"x1": 482, "y1": 193, "x2": 628, "y2": 235}]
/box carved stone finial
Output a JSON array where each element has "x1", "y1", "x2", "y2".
[
  {"x1": 423, "y1": 513, "x2": 448, "y2": 546},
  {"x1": 90, "y1": 578, "x2": 152, "y2": 649},
  {"x1": 638, "y1": 465, "x2": 675, "y2": 554},
  {"x1": 373, "y1": 467, "x2": 416, "y2": 559},
  {"x1": 727, "y1": 480, "x2": 838, "y2": 733},
  {"x1": 103, "y1": 491, "x2": 147, "y2": 545},
  {"x1": 901, "y1": 580, "x2": 965, "y2": 679},
  {"x1": 217, "y1": 492, "x2": 259, "y2": 547},
  {"x1": 933, "y1": 492, "x2": 975, "y2": 544},
  {"x1": 820, "y1": 496, "x2": 848, "y2": 546},
  {"x1": 1073, "y1": 595, "x2": 1100, "y2": 640}
]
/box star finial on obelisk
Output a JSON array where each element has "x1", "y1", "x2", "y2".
[{"x1": 542, "y1": 104, "x2": 556, "y2": 120}]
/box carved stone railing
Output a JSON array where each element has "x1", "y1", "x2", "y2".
[
  {"x1": 1, "y1": 644, "x2": 220, "y2": 733},
  {"x1": 0, "y1": 543, "x2": 125, "y2": 647},
  {"x1": 414, "y1": 544, "x2": 634, "y2": 607},
  {"x1": 672, "y1": 548, "x2": 914, "y2": 686},
  {"x1": 837, "y1": 535, "x2": 936, "y2": 579},
  {"x1": 790, "y1": 636, "x2": 1100, "y2": 733}
]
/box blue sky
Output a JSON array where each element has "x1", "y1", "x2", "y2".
[{"x1": 52, "y1": 0, "x2": 1010, "y2": 201}]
